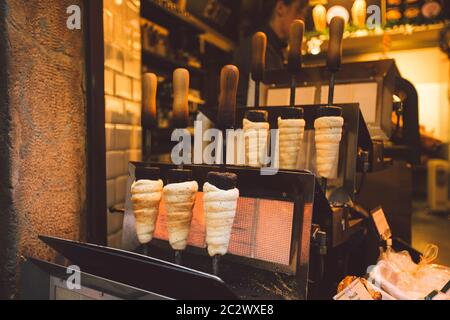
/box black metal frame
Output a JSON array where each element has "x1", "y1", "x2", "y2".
[
  {"x1": 35, "y1": 236, "x2": 237, "y2": 300},
  {"x1": 263, "y1": 60, "x2": 401, "y2": 140},
  {"x1": 85, "y1": 0, "x2": 107, "y2": 245},
  {"x1": 21, "y1": 257, "x2": 170, "y2": 300}
]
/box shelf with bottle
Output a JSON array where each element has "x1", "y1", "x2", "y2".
[
  {"x1": 304, "y1": 0, "x2": 447, "y2": 57},
  {"x1": 304, "y1": 22, "x2": 445, "y2": 58},
  {"x1": 141, "y1": 0, "x2": 236, "y2": 53},
  {"x1": 142, "y1": 49, "x2": 205, "y2": 76}
]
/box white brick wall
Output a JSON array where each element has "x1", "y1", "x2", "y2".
[{"x1": 104, "y1": 0, "x2": 142, "y2": 249}]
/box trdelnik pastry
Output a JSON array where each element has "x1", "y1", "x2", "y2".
[
  {"x1": 314, "y1": 115, "x2": 344, "y2": 178},
  {"x1": 277, "y1": 108, "x2": 305, "y2": 170},
  {"x1": 131, "y1": 167, "x2": 163, "y2": 244},
  {"x1": 163, "y1": 169, "x2": 198, "y2": 251},
  {"x1": 243, "y1": 110, "x2": 270, "y2": 168},
  {"x1": 203, "y1": 172, "x2": 239, "y2": 257}
]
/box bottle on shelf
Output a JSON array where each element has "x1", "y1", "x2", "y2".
[
  {"x1": 385, "y1": 0, "x2": 404, "y2": 26},
  {"x1": 403, "y1": 0, "x2": 421, "y2": 25},
  {"x1": 421, "y1": 0, "x2": 444, "y2": 24}
]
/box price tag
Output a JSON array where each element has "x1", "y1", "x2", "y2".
[
  {"x1": 371, "y1": 207, "x2": 392, "y2": 241},
  {"x1": 334, "y1": 278, "x2": 374, "y2": 300}
]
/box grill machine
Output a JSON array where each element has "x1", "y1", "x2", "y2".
[{"x1": 120, "y1": 17, "x2": 376, "y2": 299}]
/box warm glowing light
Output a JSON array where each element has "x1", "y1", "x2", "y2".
[
  {"x1": 307, "y1": 38, "x2": 323, "y2": 55},
  {"x1": 327, "y1": 5, "x2": 350, "y2": 24}
]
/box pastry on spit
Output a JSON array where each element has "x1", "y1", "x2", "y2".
[
  {"x1": 203, "y1": 172, "x2": 239, "y2": 257},
  {"x1": 163, "y1": 169, "x2": 198, "y2": 251},
  {"x1": 131, "y1": 167, "x2": 163, "y2": 244},
  {"x1": 314, "y1": 116, "x2": 344, "y2": 178},
  {"x1": 243, "y1": 110, "x2": 269, "y2": 167},
  {"x1": 278, "y1": 108, "x2": 305, "y2": 170}
]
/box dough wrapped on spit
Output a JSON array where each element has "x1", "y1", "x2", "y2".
[
  {"x1": 314, "y1": 116, "x2": 344, "y2": 178},
  {"x1": 163, "y1": 170, "x2": 198, "y2": 251},
  {"x1": 131, "y1": 178, "x2": 163, "y2": 244},
  {"x1": 243, "y1": 111, "x2": 269, "y2": 167},
  {"x1": 203, "y1": 172, "x2": 239, "y2": 257},
  {"x1": 277, "y1": 108, "x2": 305, "y2": 170}
]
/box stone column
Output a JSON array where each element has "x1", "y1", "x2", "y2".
[{"x1": 0, "y1": 0, "x2": 87, "y2": 299}]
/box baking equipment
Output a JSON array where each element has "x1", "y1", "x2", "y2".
[
  {"x1": 171, "y1": 68, "x2": 193, "y2": 265},
  {"x1": 126, "y1": 162, "x2": 316, "y2": 299},
  {"x1": 128, "y1": 11, "x2": 421, "y2": 298},
  {"x1": 192, "y1": 18, "x2": 375, "y2": 298},
  {"x1": 212, "y1": 65, "x2": 240, "y2": 275}
]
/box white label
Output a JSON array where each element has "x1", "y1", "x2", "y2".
[{"x1": 371, "y1": 207, "x2": 392, "y2": 241}]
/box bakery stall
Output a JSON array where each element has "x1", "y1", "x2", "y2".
[{"x1": 20, "y1": 0, "x2": 450, "y2": 300}]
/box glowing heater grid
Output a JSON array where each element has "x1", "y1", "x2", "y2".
[{"x1": 154, "y1": 193, "x2": 294, "y2": 266}]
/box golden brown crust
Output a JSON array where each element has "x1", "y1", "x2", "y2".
[
  {"x1": 337, "y1": 276, "x2": 358, "y2": 293},
  {"x1": 337, "y1": 276, "x2": 383, "y2": 300}
]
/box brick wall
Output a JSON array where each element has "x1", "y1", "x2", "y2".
[{"x1": 103, "y1": 0, "x2": 142, "y2": 248}]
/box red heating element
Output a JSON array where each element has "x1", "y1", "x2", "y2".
[{"x1": 154, "y1": 193, "x2": 294, "y2": 266}]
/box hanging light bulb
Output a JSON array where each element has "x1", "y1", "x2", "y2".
[{"x1": 326, "y1": 5, "x2": 350, "y2": 25}]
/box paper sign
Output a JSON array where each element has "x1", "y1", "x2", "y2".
[
  {"x1": 334, "y1": 279, "x2": 374, "y2": 301},
  {"x1": 371, "y1": 207, "x2": 392, "y2": 241}
]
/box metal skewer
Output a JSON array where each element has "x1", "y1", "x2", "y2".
[
  {"x1": 212, "y1": 65, "x2": 240, "y2": 276},
  {"x1": 171, "y1": 68, "x2": 191, "y2": 265},
  {"x1": 212, "y1": 255, "x2": 220, "y2": 276},
  {"x1": 134, "y1": 166, "x2": 161, "y2": 258},
  {"x1": 319, "y1": 17, "x2": 345, "y2": 194},
  {"x1": 174, "y1": 250, "x2": 182, "y2": 265},
  {"x1": 143, "y1": 244, "x2": 149, "y2": 256}
]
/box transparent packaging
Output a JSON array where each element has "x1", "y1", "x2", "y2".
[{"x1": 369, "y1": 244, "x2": 450, "y2": 300}]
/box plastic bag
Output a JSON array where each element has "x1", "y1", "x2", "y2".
[{"x1": 369, "y1": 244, "x2": 450, "y2": 300}]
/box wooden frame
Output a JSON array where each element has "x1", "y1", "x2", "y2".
[{"x1": 84, "y1": 0, "x2": 107, "y2": 245}]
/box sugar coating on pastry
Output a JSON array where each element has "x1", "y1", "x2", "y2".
[
  {"x1": 163, "y1": 181, "x2": 198, "y2": 251},
  {"x1": 131, "y1": 180, "x2": 164, "y2": 244},
  {"x1": 203, "y1": 182, "x2": 239, "y2": 257},
  {"x1": 278, "y1": 117, "x2": 306, "y2": 170},
  {"x1": 314, "y1": 116, "x2": 344, "y2": 178},
  {"x1": 243, "y1": 118, "x2": 270, "y2": 167}
]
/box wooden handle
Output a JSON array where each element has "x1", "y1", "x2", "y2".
[
  {"x1": 217, "y1": 65, "x2": 239, "y2": 130},
  {"x1": 287, "y1": 20, "x2": 304, "y2": 75},
  {"x1": 142, "y1": 73, "x2": 158, "y2": 128},
  {"x1": 327, "y1": 16, "x2": 345, "y2": 73},
  {"x1": 251, "y1": 32, "x2": 267, "y2": 82},
  {"x1": 172, "y1": 68, "x2": 189, "y2": 128}
]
